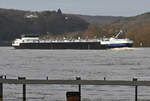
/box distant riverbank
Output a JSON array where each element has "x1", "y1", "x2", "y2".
[{"x1": 0, "y1": 41, "x2": 11, "y2": 46}]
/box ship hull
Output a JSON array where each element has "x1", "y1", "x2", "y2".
[
  {"x1": 13, "y1": 42, "x2": 108, "y2": 49},
  {"x1": 13, "y1": 42, "x2": 133, "y2": 49},
  {"x1": 104, "y1": 43, "x2": 133, "y2": 48}
]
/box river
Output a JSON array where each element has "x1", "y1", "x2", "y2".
[{"x1": 0, "y1": 47, "x2": 150, "y2": 101}]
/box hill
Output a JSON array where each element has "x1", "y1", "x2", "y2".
[
  {"x1": 76, "y1": 14, "x2": 125, "y2": 25},
  {"x1": 1, "y1": 8, "x2": 150, "y2": 47},
  {"x1": 59, "y1": 12, "x2": 150, "y2": 47},
  {"x1": 122, "y1": 13, "x2": 150, "y2": 47},
  {"x1": 107, "y1": 12, "x2": 150, "y2": 47},
  {"x1": 0, "y1": 8, "x2": 89, "y2": 42}
]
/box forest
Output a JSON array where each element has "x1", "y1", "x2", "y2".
[
  {"x1": 0, "y1": 8, "x2": 88, "y2": 42},
  {"x1": 0, "y1": 8, "x2": 150, "y2": 47}
]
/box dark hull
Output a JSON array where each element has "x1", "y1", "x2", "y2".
[
  {"x1": 14, "y1": 42, "x2": 107, "y2": 49},
  {"x1": 13, "y1": 42, "x2": 133, "y2": 49}
]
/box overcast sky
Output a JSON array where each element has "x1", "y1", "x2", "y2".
[{"x1": 0, "y1": 0, "x2": 150, "y2": 16}]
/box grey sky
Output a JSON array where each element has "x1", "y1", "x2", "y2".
[{"x1": 0, "y1": 0, "x2": 150, "y2": 16}]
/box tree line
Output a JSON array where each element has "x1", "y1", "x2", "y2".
[
  {"x1": 1, "y1": 8, "x2": 150, "y2": 47},
  {"x1": 0, "y1": 8, "x2": 88, "y2": 41}
]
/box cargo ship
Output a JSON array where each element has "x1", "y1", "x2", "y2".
[{"x1": 12, "y1": 31, "x2": 133, "y2": 49}]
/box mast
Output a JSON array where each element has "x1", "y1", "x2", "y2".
[{"x1": 115, "y1": 30, "x2": 124, "y2": 38}]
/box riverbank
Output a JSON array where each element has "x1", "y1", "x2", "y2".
[{"x1": 0, "y1": 41, "x2": 11, "y2": 46}]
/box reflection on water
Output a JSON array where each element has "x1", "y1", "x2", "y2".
[{"x1": 0, "y1": 47, "x2": 150, "y2": 101}]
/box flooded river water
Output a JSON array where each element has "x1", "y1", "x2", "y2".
[{"x1": 0, "y1": 47, "x2": 150, "y2": 101}]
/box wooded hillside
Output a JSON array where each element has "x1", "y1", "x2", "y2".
[
  {"x1": 0, "y1": 8, "x2": 88, "y2": 41},
  {"x1": 1, "y1": 8, "x2": 150, "y2": 47},
  {"x1": 72, "y1": 13, "x2": 150, "y2": 47}
]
